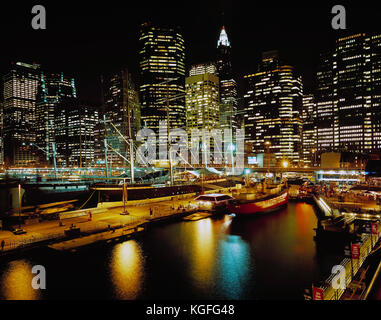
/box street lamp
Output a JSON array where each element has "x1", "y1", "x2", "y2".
[
  {"x1": 264, "y1": 141, "x2": 271, "y2": 188},
  {"x1": 282, "y1": 160, "x2": 289, "y2": 168},
  {"x1": 18, "y1": 183, "x2": 22, "y2": 229}
]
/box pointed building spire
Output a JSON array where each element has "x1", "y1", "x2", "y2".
[{"x1": 217, "y1": 25, "x2": 230, "y2": 48}]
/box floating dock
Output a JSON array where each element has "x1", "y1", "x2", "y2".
[
  {"x1": 48, "y1": 224, "x2": 146, "y2": 251},
  {"x1": 183, "y1": 212, "x2": 213, "y2": 221}
]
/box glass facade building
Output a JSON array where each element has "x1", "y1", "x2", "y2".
[
  {"x1": 139, "y1": 22, "x2": 186, "y2": 132},
  {"x1": 189, "y1": 62, "x2": 217, "y2": 77},
  {"x1": 301, "y1": 94, "x2": 317, "y2": 165},
  {"x1": 243, "y1": 51, "x2": 303, "y2": 164},
  {"x1": 315, "y1": 33, "x2": 381, "y2": 154},
  {"x1": 2, "y1": 62, "x2": 40, "y2": 167},
  {"x1": 99, "y1": 68, "x2": 141, "y2": 167},
  {"x1": 185, "y1": 71, "x2": 220, "y2": 133},
  {"x1": 216, "y1": 26, "x2": 238, "y2": 131}
]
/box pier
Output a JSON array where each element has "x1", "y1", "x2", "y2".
[
  {"x1": 0, "y1": 187, "x2": 232, "y2": 254},
  {"x1": 311, "y1": 193, "x2": 381, "y2": 300}
]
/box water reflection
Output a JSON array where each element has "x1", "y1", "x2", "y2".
[
  {"x1": 187, "y1": 216, "x2": 252, "y2": 299},
  {"x1": 217, "y1": 234, "x2": 251, "y2": 299},
  {"x1": 0, "y1": 202, "x2": 328, "y2": 300},
  {"x1": 0, "y1": 260, "x2": 42, "y2": 300},
  {"x1": 189, "y1": 219, "x2": 216, "y2": 291},
  {"x1": 109, "y1": 240, "x2": 145, "y2": 299}
]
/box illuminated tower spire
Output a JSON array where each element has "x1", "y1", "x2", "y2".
[
  {"x1": 217, "y1": 26, "x2": 230, "y2": 48},
  {"x1": 216, "y1": 24, "x2": 237, "y2": 132}
]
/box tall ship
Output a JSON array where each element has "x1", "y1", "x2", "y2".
[{"x1": 228, "y1": 181, "x2": 289, "y2": 216}]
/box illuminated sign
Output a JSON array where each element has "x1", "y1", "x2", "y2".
[
  {"x1": 352, "y1": 243, "x2": 360, "y2": 260},
  {"x1": 372, "y1": 223, "x2": 378, "y2": 235},
  {"x1": 248, "y1": 156, "x2": 257, "y2": 165},
  {"x1": 313, "y1": 287, "x2": 324, "y2": 300}
]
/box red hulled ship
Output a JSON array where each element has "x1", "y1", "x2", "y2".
[{"x1": 228, "y1": 184, "x2": 289, "y2": 216}]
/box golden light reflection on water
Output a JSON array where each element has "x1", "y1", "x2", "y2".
[
  {"x1": 295, "y1": 202, "x2": 317, "y2": 237},
  {"x1": 109, "y1": 240, "x2": 144, "y2": 299},
  {"x1": 1, "y1": 260, "x2": 42, "y2": 300},
  {"x1": 190, "y1": 218, "x2": 215, "y2": 289},
  {"x1": 294, "y1": 202, "x2": 318, "y2": 255}
]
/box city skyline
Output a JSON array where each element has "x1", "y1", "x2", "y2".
[
  {"x1": 1, "y1": 2, "x2": 381, "y2": 305},
  {"x1": 1, "y1": 1, "x2": 380, "y2": 104}
]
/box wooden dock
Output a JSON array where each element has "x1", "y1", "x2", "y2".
[
  {"x1": 48, "y1": 224, "x2": 146, "y2": 252},
  {"x1": 183, "y1": 212, "x2": 213, "y2": 221}
]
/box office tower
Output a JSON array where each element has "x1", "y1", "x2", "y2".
[
  {"x1": 0, "y1": 101, "x2": 3, "y2": 166},
  {"x1": 185, "y1": 70, "x2": 220, "y2": 132},
  {"x1": 2, "y1": 62, "x2": 40, "y2": 167},
  {"x1": 371, "y1": 34, "x2": 381, "y2": 150},
  {"x1": 68, "y1": 101, "x2": 99, "y2": 167},
  {"x1": 93, "y1": 118, "x2": 106, "y2": 168},
  {"x1": 139, "y1": 22, "x2": 186, "y2": 133},
  {"x1": 50, "y1": 75, "x2": 79, "y2": 167},
  {"x1": 189, "y1": 62, "x2": 218, "y2": 76},
  {"x1": 102, "y1": 68, "x2": 141, "y2": 167},
  {"x1": 35, "y1": 72, "x2": 77, "y2": 165},
  {"x1": 315, "y1": 51, "x2": 335, "y2": 153},
  {"x1": 243, "y1": 51, "x2": 303, "y2": 165},
  {"x1": 55, "y1": 100, "x2": 98, "y2": 168},
  {"x1": 315, "y1": 33, "x2": 381, "y2": 154},
  {"x1": 216, "y1": 26, "x2": 238, "y2": 131},
  {"x1": 301, "y1": 94, "x2": 317, "y2": 165}
]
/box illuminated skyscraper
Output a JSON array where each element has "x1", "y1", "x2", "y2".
[
  {"x1": 243, "y1": 51, "x2": 303, "y2": 164},
  {"x1": 68, "y1": 101, "x2": 98, "y2": 167},
  {"x1": 216, "y1": 26, "x2": 238, "y2": 131},
  {"x1": 315, "y1": 33, "x2": 381, "y2": 154},
  {"x1": 48, "y1": 74, "x2": 78, "y2": 167},
  {"x1": 101, "y1": 68, "x2": 141, "y2": 167},
  {"x1": 2, "y1": 62, "x2": 40, "y2": 167},
  {"x1": 189, "y1": 62, "x2": 217, "y2": 76},
  {"x1": 301, "y1": 94, "x2": 317, "y2": 165},
  {"x1": 186, "y1": 65, "x2": 220, "y2": 165},
  {"x1": 185, "y1": 69, "x2": 220, "y2": 133},
  {"x1": 35, "y1": 72, "x2": 98, "y2": 168},
  {"x1": 0, "y1": 101, "x2": 3, "y2": 166},
  {"x1": 139, "y1": 22, "x2": 186, "y2": 132},
  {"x1": 315, "y1": 51, "x2": 335, "y2": 153},
  {"x1": 35, "y1": 72, "x2": 76, "y2": 165}
]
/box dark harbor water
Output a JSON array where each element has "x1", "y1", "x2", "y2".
[{"x1": 0, "y1": 202, "x2": 343, "y2": 300}]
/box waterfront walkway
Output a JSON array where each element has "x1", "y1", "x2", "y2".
[
  {"x1": 311, "y1": 192, "x2": 381, "y2": 300},
  {"x1": 326, "y1": 193, "x2": 381, "y2": 213},
  {"x1": 0, "y1": 188, "x2": 231, "y2": 254}
]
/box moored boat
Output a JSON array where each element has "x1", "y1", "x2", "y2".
[{"x1": 228, "y1": 183, "x2": 289, "y2": 216}]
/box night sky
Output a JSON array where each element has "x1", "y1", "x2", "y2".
[{"x1": 0, "y1": 0, "x2": 379, "y2": 104}]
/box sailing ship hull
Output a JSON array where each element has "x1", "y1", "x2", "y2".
[
  {"x1": 23, "y1": 182, "x2": 91, "y2": 206},
  {"x1": 228, "y1": 189, "x2": 289, "y2": 216},
  {"x1": 91, "y1": 183, "x2": 202, "y2": 201}
]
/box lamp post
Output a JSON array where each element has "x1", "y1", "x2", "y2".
[
  {"x1": 122, "y1": 178, "x2": 127, "y2": 215},
  {"x1": 264, "y1": 141, "x2": 271, "y2": 186},
  {"x1": 18, "y1": 184, "x2": 21, "y2": 229}
]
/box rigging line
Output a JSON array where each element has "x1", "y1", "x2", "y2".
[
  {"x1": 107, "y1": 143, "x2": 130, "y2": 163},
  {"x1": 79, "y1": 190, "x2": 96, "y2": 210},
  {"x1": 108, "y1": 121, "x2": 151, "y2": 168}
]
